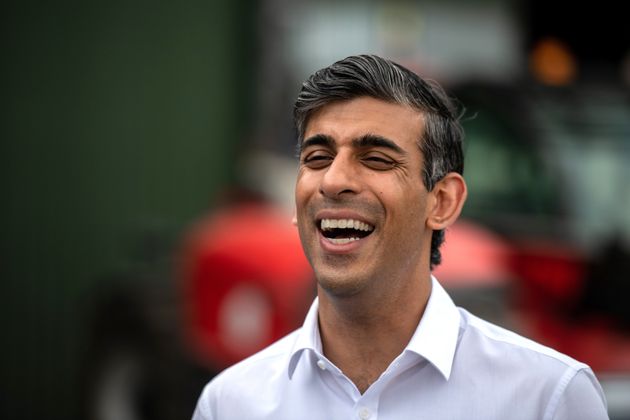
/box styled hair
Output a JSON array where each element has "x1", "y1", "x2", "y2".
[{"x1": 293, "y1": 54, "x2": 464, "y2": 268}]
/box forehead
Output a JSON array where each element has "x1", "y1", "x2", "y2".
[{"x1": 304, "y1": 97, "x2": 425, "y2": 147}]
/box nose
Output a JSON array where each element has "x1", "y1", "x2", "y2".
[{"x1": 319, "y1": 153, "x2": 361, "y2": 198}]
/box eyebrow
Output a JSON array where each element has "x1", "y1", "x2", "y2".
[
  {"x1": 353, "y1": 134, "x2": 405, "y2": 155},
  {"x1": 298, "y1": 134, "x2": 334, "y2": 155},
  {"x1": 299, "y1": 133, "x2": 405, "y2": 155}
]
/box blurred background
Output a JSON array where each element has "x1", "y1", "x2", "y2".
[{"x1": 2, "y1": 0, "x2": 629, "y2": 419}]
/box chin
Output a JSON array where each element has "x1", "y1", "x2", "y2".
[{"x1": 316, "y1": 271, "x2": 368, "y2": 299}]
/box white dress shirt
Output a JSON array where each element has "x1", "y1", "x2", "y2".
[{"x1": 193, "y1": 277, "x2": 608, "y2": 420}]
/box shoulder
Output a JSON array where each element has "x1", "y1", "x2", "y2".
[
  {"x1": 193, "y1": 329, "x2": 300, "y2": 419},
  {"x1": 459, "y1": 308, "x2": 585, "y2": 370},
  {"x1": 456, "y1": 309, "x2": 608, "y2": 419},
  {"x1": 212, "y1": 328, "x2": 299, "y2": 388}
]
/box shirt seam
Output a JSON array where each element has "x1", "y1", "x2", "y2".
[{"x1": 542, "y1": 365, "x2": 581, "y2": 420}]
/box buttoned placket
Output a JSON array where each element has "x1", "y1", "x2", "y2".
[
  {"x1": 305, "y1": 341, "x2": 432, "y2": 420},
  {"x1": 353, "y1": 351, "x2": 428, "y2": 420},
  {"x1": 353, "y1": 397, "x2": 378, "y2": 420},
  {"x1": 350, "y1": 386, "x2": 379, "y2": 420}
]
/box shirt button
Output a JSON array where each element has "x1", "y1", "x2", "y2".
[
  {"x1": 358, "y1": 408, "x2": 371, "y2": 419},
  {"x1": 316, "y1": 360, "x2": 326, "y2": 370}
]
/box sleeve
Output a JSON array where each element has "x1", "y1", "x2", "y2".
[{"x1": 550, "y1": 368, "x2": 609, "y2": 420}]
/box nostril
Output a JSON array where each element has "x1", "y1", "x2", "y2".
[{"x1": 319, "y1": 187, "x2": 355, "y2": 197}]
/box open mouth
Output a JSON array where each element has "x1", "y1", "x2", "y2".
[{"x1": 319, "y1": 218, "x2": 375, "y2": 245}]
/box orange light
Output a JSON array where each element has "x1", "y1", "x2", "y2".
[{"x1": 529, "y1": 37, "x2": 577, "y2": 86}]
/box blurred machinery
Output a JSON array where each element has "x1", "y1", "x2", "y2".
[
  {"x1": 81, "y1": 196, "x2": 315, "y2": 420},
  {"x1": 180, "y1": 200, "x2": 314, "y2": 368}
]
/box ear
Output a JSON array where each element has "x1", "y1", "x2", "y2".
[
  {"x1": 291, "y1": 209, "x2": 298, "y2": 226},
  {"x1": 426, "y1": 173, "x2": 467, "y2": 231}
]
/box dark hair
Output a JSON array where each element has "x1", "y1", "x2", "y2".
[{"x1": 293, "y1": 54, "x2": 464, "y2": 268}]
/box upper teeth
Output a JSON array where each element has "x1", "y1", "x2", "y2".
[{"x1": 320, "y1": 219, "x2": 373, "y2": 231}]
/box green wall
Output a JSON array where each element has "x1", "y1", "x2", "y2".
[{"x1": 1, "y1": 1, "x2": 255, "y2": 418}]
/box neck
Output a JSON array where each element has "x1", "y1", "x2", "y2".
[{"x1": 317, "y1": 274, "x2": 432, "y2": 393}]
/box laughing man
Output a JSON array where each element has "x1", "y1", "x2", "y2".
[{"x1": 192, "y1": 55, "x2": 608, "y2": 420}]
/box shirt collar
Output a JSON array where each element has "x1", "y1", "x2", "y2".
[
  {"x1": 288, "y1": 297, "x2": 322, "y2": 379},
  {"x1": 287, "y1": 276, "x2": 461, "y2": 380},
  {"x1": 404, "y1": 276, "x2": 461, "y2": 380}
]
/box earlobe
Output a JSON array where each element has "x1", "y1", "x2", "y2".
[
  {"x1": 426, "y1": 173, "x2": 467, "y2": 230},
  {"x1": 291, "y1": 211, "x2": 298, "y2": 226}
]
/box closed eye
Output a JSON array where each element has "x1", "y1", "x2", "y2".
[
  {"x1": 302, "y1": 152, "x2": 333, "y2": 169},
  {"x1": 362, "y1": 155, "x2": 396, "y2": 170}
]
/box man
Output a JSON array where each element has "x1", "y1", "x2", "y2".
[{"x1": 192, "y1": 55, "x2": 608, "y2": 419}]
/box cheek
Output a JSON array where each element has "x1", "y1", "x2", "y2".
[
  {"x1": 294, "y1": 175, "x2": 311, "y2": 206},
  {"x1": 295, "y1": 191, "x2": 311, "y2": 216},
  {"x1": 295, "y1": 176, "x2": 318, "y2": 222},
  {"x1": 393, "y1": 187, "x2": 427, "y2": 225}
]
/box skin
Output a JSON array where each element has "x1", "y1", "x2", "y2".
[{"x1": 295, "y1": 96, "x2": 467, "y2": 393}]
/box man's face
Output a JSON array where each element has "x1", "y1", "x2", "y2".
[{"x1": 295, "y1": 96, "x2": 433, "y2": 298}]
